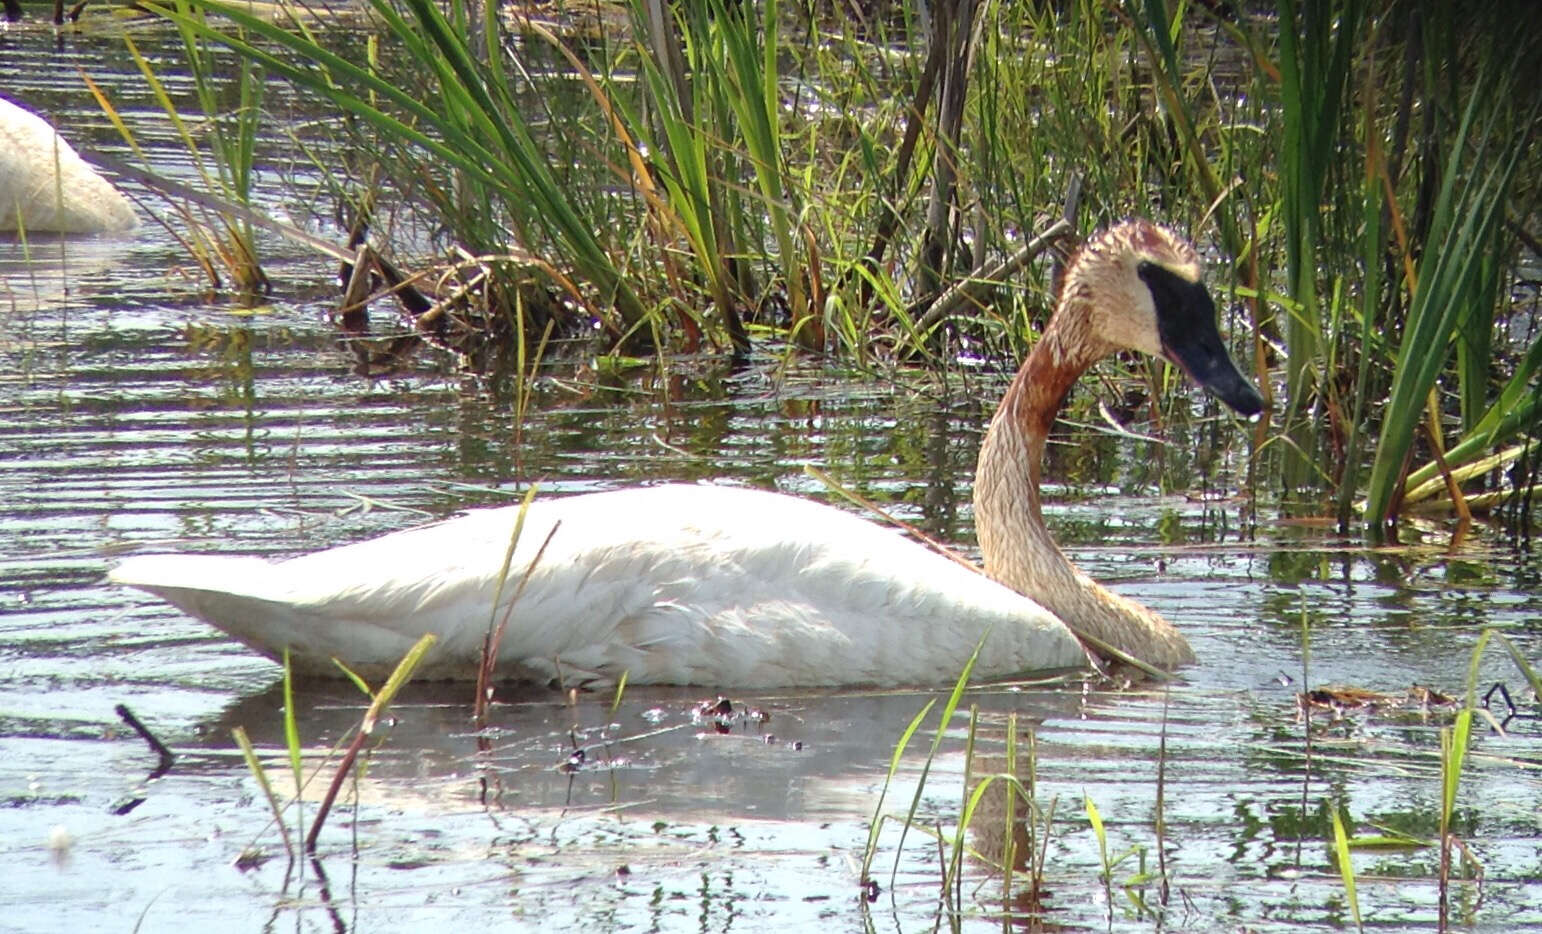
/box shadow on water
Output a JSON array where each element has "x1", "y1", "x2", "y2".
[
  {"x1": 207, "y1": 679, "x2": 1088, "y2": 822},
  {"x1": 2, "y1": 22, "x2": 1542, "y2": 934}
]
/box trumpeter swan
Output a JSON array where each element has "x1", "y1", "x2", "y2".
[
  {"x1": 0, "y1": 95, "x2": 137, "y2": 234},
  {"x1": 110, "y1": 219, "x2": 1263, "y2": 686}
]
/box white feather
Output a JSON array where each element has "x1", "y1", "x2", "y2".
[
  {"x1": 1, "y1": 96, "x2": 137, "y2": 234},
  {"x1": 110, "y1": 485, "x2": 1087, "y2": 686}
]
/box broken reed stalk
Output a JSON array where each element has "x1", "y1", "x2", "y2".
[
  {"x1": 474, "y1": 492, "x2": 559, "y2": 726},
  {"x1": 913, "y1": 0, "x2": 979, "y2": 302},
  {"x1": 853, "y1": 10, "x2": 944, "y2": 310},
  {"x1": 305, "y1": 633, "x2": 437, "y2": 853},
  {"x1": 909, "y1": 218, "x2": 1071, "y2": 336},
  {"x1": 115, "y1": 703, "x2": 176, "y2": 779},
  {"x1": 804, "y1": 465, "x2": 978, "y2": 574}
]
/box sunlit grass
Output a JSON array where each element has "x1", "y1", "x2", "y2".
[
  {"x1": 115, "y1": 15, "x2": 269, "y2": 295},
  {"x1": 230, "y1": 634, "x2": 437, "y2": 886},
  {"x1": 104, "y1": 0, "x2": 1542, "y2": 528}
]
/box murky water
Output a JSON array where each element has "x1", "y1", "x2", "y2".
[{"x1": 4, "y1": 21, "x2": 1541, "y2": 934}]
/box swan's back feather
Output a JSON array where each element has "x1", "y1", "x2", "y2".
[{"x1": 111, "y1": 485, "x2": 1088, "y2": 686}]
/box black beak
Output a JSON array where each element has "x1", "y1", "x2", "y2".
[{"x1": 1138, "y1": 261, "x2": 1264, "y2": 417}]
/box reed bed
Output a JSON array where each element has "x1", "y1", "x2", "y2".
[{"x1": 119, "y1": 0, "x2": 1540, "y2": 524}]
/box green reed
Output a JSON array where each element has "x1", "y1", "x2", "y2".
[
  {"x1": 117, "y1": 6, "x2": 268, "y2": 295},
  {"x1": 860, "y1": 637, "x2": 980, "y2": 900},
  {"x1": 620, "y1": 0, "x2": 764, "y2": 353},
  {"x1": 696, "y1": 0, "x2": 807, "y2": 344},
  {"x1": 1329, "y1": 802, "x2": 1364, "y2": 931},
  {"x1": 148, "y1": 0, "x2": 653, "y2": 329},
  {"x1": 231, "y1": 635, "x2": 436, "y2": 881},
  {"x1": 130, "y1": 0, "x2": 1542, "y2": 525},
  {"x1": 1272, "y1": 0, "x2": 1364, "y2": 492},
  {"x1": 1361, "y1": 20, "x2": 1537, "y2": 527}
]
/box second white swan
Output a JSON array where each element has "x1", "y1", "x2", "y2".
[
  {"x1": 0, "y1": 95, "x2": 138, "y2": 235},
  {"x1": 110, "y1": 219, "x2": 1263, "y2": 687}
]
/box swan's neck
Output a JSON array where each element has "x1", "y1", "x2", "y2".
[{"x1": 973, "y1": 311, "x2": 1194, "y2": 668}]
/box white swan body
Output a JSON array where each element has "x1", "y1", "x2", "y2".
[
  {"x1": 0, "y1": 96, "x2": 138, "y2": 234},
  {"x1": 110, "y1": 220, "x2": 1263, "y2": 686},
  {"x1": 111, "y1": 484, "x2": 1090, "y2": 685}
]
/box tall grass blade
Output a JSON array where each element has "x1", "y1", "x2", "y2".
[
  {"x1": 859, "y1": 697, "x2": 936, "y2": 891},
  {"x1": 608, "y1": 670, "x2": 629, "y2": 720},
  {"x1": 330, "y1": 657, "x2": 373, "y2": 697},
  {"x1": 1001, "y1": 711, "x2": 1019, "y2": 909},
  {"x1": 1363, "y1": 45, "x2": 1531, "y2": 526},
  {"x1": 701, "y1": 0, "x2": 807, "y2": 343},
  {"x1": 1272, "y1": 0, "x2": 1364, "y2": 491},
  {"x1": 1135, "y1": 0, "x2": 1230, "y2": 220},
  {"x1": 306, "y1": 633, "x2": 437, "y2": 852},
  {"x1": 1334, "y1": 42, "x2": 1387, "y2": 528},
  {"x1": 862, "y1": 637, "x2": 984, "y2": 895},
  {"x1": 232, "y1": 725, "x2": 294, "y2": 863},
  {"x1": 281, "y1": 647, "x2": 303, "y2": 840},
  {"x1": 1330, "y1": 803, "x2": 1363, "y2": 930},
  {"x1": 1085, "y1": 792, "x2": 1110, "y2": 881},
  {"x1": 477, "y1": 486, "x2": 544, "y2": 721},
  {"x1": 1437, "y1": 707, "x2": 1473, "y2": 929}
]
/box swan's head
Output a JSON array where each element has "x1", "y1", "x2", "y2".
[{"x1": 1068, "y1": 219, "x2": 1264, "y2": 417}]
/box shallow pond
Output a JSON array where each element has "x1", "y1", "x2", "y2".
[{"x1": 3, "y1": 20, "x2": 1542, "y2": 934}]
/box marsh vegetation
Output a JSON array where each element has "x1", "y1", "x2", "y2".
[{"x1": 113, "y1": 0, "x2": 1542, "y2": 531}]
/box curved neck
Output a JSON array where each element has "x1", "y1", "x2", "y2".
[
  {"x1": 988, "y1": 315, "x2": 1107, "y2": 520},
  {"x1": 973, "y1": 312, "x2": 1194, "y2": 669}
]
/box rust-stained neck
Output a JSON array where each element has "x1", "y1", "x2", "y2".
[
  {"x1": 991, "y1": 304, "x2": 1114, "y2": 521},
  {"x1": 970, "y1": 225, "x2": 1196, "y2": 670}
]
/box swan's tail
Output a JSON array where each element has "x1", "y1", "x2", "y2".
[
  {"x1": 109, "y1": 553, "x2": 465, "y2": 679},
  {"x1": 110, "y1": 554, "x2": 286, "y2": 603},
  {"x1": 110, "y1": 554, "x2": 343, "y2": 673}
]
